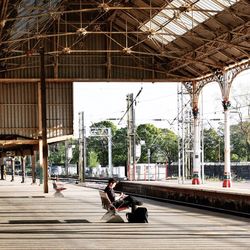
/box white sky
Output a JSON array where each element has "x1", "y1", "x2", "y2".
[{"x1": 73, "y1": 70, "x2": 249, "y2": 136}]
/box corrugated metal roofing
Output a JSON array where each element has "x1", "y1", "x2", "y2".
[{"x1": 0, "y1": 0, "x2": 248, "y2": 81}]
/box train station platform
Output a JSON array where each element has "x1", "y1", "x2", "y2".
[
  {"x1": 115, "y1": 179, "x2": 250, "y2": 216},
  {"x1": 0, "y1": 176, "x2": 250, "y2": 250}
]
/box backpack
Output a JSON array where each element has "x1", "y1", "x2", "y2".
[{"x1": 126, "y1": 207, "x2": 148, "y2": 223}]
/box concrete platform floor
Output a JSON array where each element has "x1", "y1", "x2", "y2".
[{"x1": 0, "y1": 177, "x2": 250, "y2": 250}]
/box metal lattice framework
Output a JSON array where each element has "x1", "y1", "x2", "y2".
[{"x1": 0, "y1": 0, "x2": 249, "y2": 82}]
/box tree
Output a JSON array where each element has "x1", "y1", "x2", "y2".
[
  {"x1": 203, "y1": 128, "x2": 223, "y2": 162},
  {"x1": 160, "y1": 128, "x2": 178, "y2": 163},
  {"x1": 231, "y1": 84, "x2": 250, "y2": 160},
  {"x1": 48, "y1": 139, "x2": 79, "y2": 165},
  {"x1": 48, "y1": 142, "x2": 66, "y2": 165},
  {"x1": 136, "y1": 124, "x2": 178, "y2": 163},
  {"x1": 88, "y1": 151, "x2": 99, "y2": 168},
  {"x1": 112, "y1": 127, "x2": 128, "y2": 166},
  {"x1": 87, "y1": 121, "x2": 117, "y2": 167},
  {"x1": 231, "y1": 122, "x2": 250, "y2": 161}
]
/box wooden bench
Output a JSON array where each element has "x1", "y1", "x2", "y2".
[
  {"x1": 53, "y1": 181, "x2": 66, "y2": 197},
  {"x1": 99, "y1": 190, "x2": 129, "y2": 223}
]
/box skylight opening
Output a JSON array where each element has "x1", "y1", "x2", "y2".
[
  {"x1": 140, "y1": 0, "x2": 239, "y2": 45},
  {"x1": 165, "y1": 22, "x2": 186, "y2": 36}
]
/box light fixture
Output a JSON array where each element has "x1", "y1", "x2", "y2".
[
  {"x1": 98, "y1": 3, "x2": 110, "y2": 12},
  {"x1": 147, "y1": 29, "x2": 156, "y2": 39},
  {"x1": 62, "y1": 47, "x2": 71, "y2": 54},
  {"x1": 76, "y1": 27, "x2": 87, "y2": 36},
  {"x1": 123, "y1": 47, "x2": 132, "y2": 54}
]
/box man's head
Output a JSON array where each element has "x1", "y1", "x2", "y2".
[{"x1": 108, "y1": 178, "x2": 117, "y2": 187}]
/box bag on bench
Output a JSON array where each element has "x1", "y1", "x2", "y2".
[{"x1": 126, "y1": 207, "x2": 148, "y2": 223}]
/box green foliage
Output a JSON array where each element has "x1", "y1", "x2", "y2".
[
  {"x1": 86, "y1": 122, "x2": 178, "y2": 167},
  {"x1": 136, "y1": 124, "x2": 178, "y2": 163},
  {"x1": 48, "y1": 119, "x2": 250, "y2": 170},
  {"x1": 88, "y1": 151, "x2": 99, "y2": 168},
  {"x1": 203, "y1": 128, "x2": 223, "y2": 162},
  {"x1": 204, "y1": 121, "x2": 250, "y2": 162},
  {"x1": 160, "y1": 128, "x2": 178, "y2": 163},
  {"x1": 112, "y1": 127, "x2": 127, "y2": 166},
  {"x1": 48, "y1": 139, "x2": 79, "y2": 165},
  {"x1": 87, "y1": 121, "x2": 117, "y2": 167},
  {"x1": 48, "y1": 142, "x2": 66, "y2": 165},
  {"x1": 231, "y1": 121, "x2": 250, "y2": 161}
]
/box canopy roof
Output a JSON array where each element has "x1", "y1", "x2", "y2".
[{"x1": 0, "y1": 0, "x2": 249, "y2": 81}]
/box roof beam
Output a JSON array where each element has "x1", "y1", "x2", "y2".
[{"x1": 167, "y1": 22, "x2": 250, "y2": 73}]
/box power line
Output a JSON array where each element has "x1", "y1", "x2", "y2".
[{"x1": 118, "y1": 87, "x2": 143, "y2": 125}]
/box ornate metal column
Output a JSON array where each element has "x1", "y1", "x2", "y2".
[
  {"x1": 215, "y1": 61, "x2": 250, "y2": 187},
  {"x1": 215, "y1": 70, "x2": 233, "y2": 187},
  {"x1": 183, "y1": 81, "x2": 204, "y2": 185}
]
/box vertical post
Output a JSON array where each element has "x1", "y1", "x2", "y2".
[
  {"x1": 38, "y1": 139, "x2": 43, "y2": 184},
  {"x1": 127, "y1": 94, "x2": 133, "y2": 180},
  {"x1": 192, "y1": 82, "x2": 201, "y2": 185},
  {"x1": 147, "y1": 148, "x2": 150, "y2": 181},
  {"x1": 192, "y1": 113, "x2": 201, "y2": 184},
  {"x1": 215, "y1": 70, "x2": 233, "y2": 187},
  {"x1": 181, "y1": 85, "x2": 185, "y2": 184},
  {"x1": 21, "y1": 156, "x2": 26, "y2": 183},
  {"x1": 132, "y1": 99, "x2": 136, "y2": 181},
  {"x1": 108, "y1": 128, "x2": 112, "y2": 177},
  {"x1": 201, "y1": 126, "x2": 205, "y2": 184},
  {"x1": 65, "y1": 140, "x2": 69, "y2": 176},
  {"x1": 83, "y1": 122, "x2": 87, "y2": 181},
  {"x1": 165, "y1": 160, "x2": 168, "y2": 180},
  {"x1": 222, "y1": 99, "x2": 231, "y2": 187},
  {"x1": 11, "y1": 157, "x2": 15, "y2": 182},
  {"x1": 39, "y1": 47, "x2": 48, "y2": 193},
  {"x1": 0, "y1": 158, "x2": 4, "y2": 180},
  {"x1": 155, "y1": 164, "x2": 157, "y2": 180},
  {"x1": 0, "y1": 165, "x2": 4, "y2": 180},
  {"x1": 201, "y1": 92, "x2": 205, "y2": 184},
  {"x1": 78, "y1": 112, "x2": 86, "y2": 182},
  {"x1": 177, "y1": 83, "x2": 181, "y2": 182},
  {"x1": 31, "y1": 154, "x2": 36, "y2": 184}
]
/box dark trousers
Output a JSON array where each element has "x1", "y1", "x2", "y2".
[{"x1": 113, "y1": 195, "x2": 138, "y2": 212}]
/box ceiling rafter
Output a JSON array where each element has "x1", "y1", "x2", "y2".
[
  {"x1": 0, "y1": 0, "x2": 249, "y2": 81},
  {"x1": 168, "y1": 21, "x2": 249, "y2": 73}
]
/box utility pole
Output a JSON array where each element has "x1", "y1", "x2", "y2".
[
  {"x1": 78, "y1": 112, "x2": 86, "y2": 182},
  {"x1": 127, "y1": 93, "x2": 136, "y2": 180},
  {"x1": 177, "y1": 83, "x2": 192, "y2": 183},
  {"x1": 65, "y1": 140, "x2": 69, "y2": 176},
  {"x1": 147, "y1": 148, "x2": 150, "y2": 181},
  {"x1": 107, "y1": 128, "x2": 112, "y2": 177}
]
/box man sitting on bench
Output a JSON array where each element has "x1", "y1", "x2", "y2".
[{"x1": 104, "y1": 178, "x2": 142, "y2": 213}]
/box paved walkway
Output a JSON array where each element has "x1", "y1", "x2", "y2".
[{"x1": 0, "y1": 176, "x2": 250, "y2": 250}]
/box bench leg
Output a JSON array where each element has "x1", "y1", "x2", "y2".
[
  {"x1": 54, "y1": 190, "x2": 64, "y2": 197},
  {"x1": 101, "y1": 210, "x2": 124, "y2": 223},
  {"x1": 101, "y1": 211, "x2": 115, "y2": 221}
]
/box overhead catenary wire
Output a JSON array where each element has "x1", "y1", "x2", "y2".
[{"x1": 118, "y1": 87, "x2": 143, "y2": 125}]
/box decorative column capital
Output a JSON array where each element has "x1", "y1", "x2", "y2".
[
  {"x1": 192, "y1": 106, "x2": 199, "y2": 119},
  {"x1": 222, "y1": 99, "x2": 231, "y2": 111}
]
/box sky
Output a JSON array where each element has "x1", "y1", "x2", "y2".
[{"x1": 73, "y1": 70, "x2": 249, "y2": 137}]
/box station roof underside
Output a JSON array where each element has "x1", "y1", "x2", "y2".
[{"x1": 0, "y1": 0, "x2": 249, "y2": 82}]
